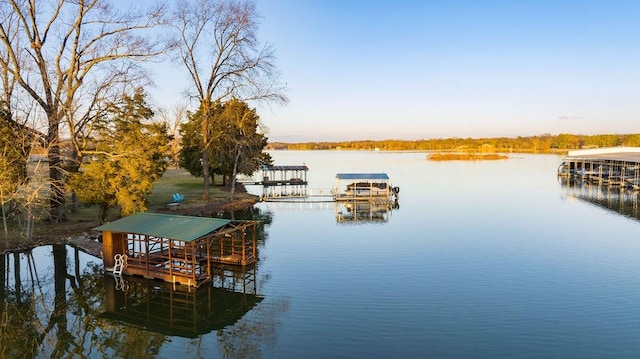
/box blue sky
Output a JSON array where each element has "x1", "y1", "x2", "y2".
[{"x1": 152, "y1": 0, "x2": 640, "y2": 142}]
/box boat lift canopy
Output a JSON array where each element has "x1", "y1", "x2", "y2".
[{"x1": 335, "y1": 173, "x2": 390, "y2": 181}]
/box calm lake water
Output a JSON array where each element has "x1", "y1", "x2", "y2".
[{"x1": 4, "y1": 150, "x2": 640, "y2": 358}]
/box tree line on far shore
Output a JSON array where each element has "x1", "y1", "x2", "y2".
[{"x1": 268, "y1": 133, "x2": 640, "y2": 153}]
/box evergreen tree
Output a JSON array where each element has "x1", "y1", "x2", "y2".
[
  {"x1": 214, "y1": 99, "x2": 271, "y2": 198},
  {"x1": 67, "y1": 89, "x2": 170, "y2": 223},
  {"x1": 179, "y1": 99, "x2": 271, "y2": 196},
  {"x1": 178, "y1": 103, "x2": 218, "y2": 180}
]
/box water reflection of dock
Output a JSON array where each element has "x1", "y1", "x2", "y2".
[
  {"x1": 101, "y1": 264, "x2": 261, "y2": 338},
  {"x1": 336, "y1": 201, "x2": 392, "y2": 223},
  {"x1": 559, "y1": 176, "x2": 640, "y2": 220},
  {"x1": 258, "y1": 200, "x2": 398, "y2": 224},
  {"x1": 335, "y1": 200, "x2": 398, "y2": 224},
  {"x1": 259, "y1": 200, "x2": 335, "y2": 211}
]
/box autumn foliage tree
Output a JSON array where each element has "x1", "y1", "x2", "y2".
[{"x1": 67, "y1": 89, "x2": 170, "y2": 223}]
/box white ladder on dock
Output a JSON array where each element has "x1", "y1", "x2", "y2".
[{"x1": 113, "y1": 254, "x2": 128, "y2": 276}]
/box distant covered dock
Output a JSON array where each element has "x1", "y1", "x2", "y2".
[
  {"x1": 236, "y1": 164, "x2": 310, "y2": 199},
  {"x1": 94, "y1": 213, "x2": 258, "y2": 287},
  {"x1": 558, "y1": 147, "x2": 640, "y2": 189},
  {"x1": 333, "y1": 173, "x2": 399, "y2": 201},
  {"x1": 261, "y1": 164, "x2": 309, "y2": 186}
]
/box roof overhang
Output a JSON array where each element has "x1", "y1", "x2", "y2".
[
  {"x1": 264, "y1": 165, "x2": 308, "y2": 171},
  {"x1": 564, "y1": 152, "x2": 640, "y2": 162},
  {"x1": 93, "y1": 212, "x2": 231, "y2": 242}
]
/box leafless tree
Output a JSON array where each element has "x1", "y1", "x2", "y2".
[
  {"x1": 0, "y1": 0, "x2": 172, "y2": 222},
  {"x1": 173, "y1": 0, "x2": 287, "y2": 199},
  {"x1": 156, "y1": 103, "x2": 188, "y2": 168},
  {"x1": 0, "y1": 25, "x2": 40, "y2": 240}
]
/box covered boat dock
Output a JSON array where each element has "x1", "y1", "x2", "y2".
[
  {"x1": 558, "y1": 147, "x2": 640, "y2": 189},
  {"x1": 261, "y1": 164, "x2": 309, "y2": 186},
  {"x1": 333, "y1": 173, "x2": 399, "y2": 201},
  {"x1": 94, "y1": 213, "x2": 259, "y2": 287},
  {"x1": 236, "y1": 164, "x2": 310, "y2": 200},
  {"x1": 260, "y1": 164, "x2": 309, "y2": 199}
]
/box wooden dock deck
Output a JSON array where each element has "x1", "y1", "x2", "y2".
[{"x1": 93, "y1": 213, "x2": 259, "y2": 287}]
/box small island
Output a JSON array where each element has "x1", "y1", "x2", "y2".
[{"x1": 427, "y1": 152, "x2": 509, "y2": 161}]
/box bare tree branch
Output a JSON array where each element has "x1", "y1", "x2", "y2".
[
  {"x1": 173, "y1": 0, "x2": 287, "y2": 199},
  {"x1": 0, "y1": 0, "x2": 173, "y2": 221}
]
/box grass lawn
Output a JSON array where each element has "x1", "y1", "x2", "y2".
[
  {"x1": 148, "y1": 167, "x2": 258, "y2": 211},
  {"x1": 147, "y1": 167, "x2": 211, "y2": 210}
]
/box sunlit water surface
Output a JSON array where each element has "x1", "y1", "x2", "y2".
[{"x1": 5, "y1": 151, "x2": 640, "y2": 358}]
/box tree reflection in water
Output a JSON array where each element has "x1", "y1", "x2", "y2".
[{"x1": 0, "y1": 244, "x2": 163, "y2": 358}]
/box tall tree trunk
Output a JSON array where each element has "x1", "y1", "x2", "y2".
[
  {"x1": 230, "y1": 144, "x2": 242, "y2": 201},
  {"x1": 201, "y1": 102, "x2": 210, "y2": 200},
  {"x1": 1, "y1": 186, "x2": 7, "y2": 241},
  {"x1": 70, "y1": 150, "x2": 80, "y2": 212},
  {"x1": 202, "y1": 148, "x2": 210, "y2": 199},
  {"x1": 0, "y1": 253, "x2": 5, "y2": 307},
  {"x1": 99, "y1": 204, "x2": 109, "y2": 224},
  {"x1": 47, "y1": 118, "x2": 66, "y2": 222}
]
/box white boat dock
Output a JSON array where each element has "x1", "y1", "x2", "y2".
[{"x1": 558, "y1": 147, "x2": 640, "y2": 189}]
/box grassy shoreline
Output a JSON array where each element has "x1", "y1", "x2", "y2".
[{"x1": 1, "y1": 168, "x2": 259, "y2": 252}]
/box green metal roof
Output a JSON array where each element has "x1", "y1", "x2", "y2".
[{"x1": 93, "y1": 212, "x2": 231, "y2": 242}]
